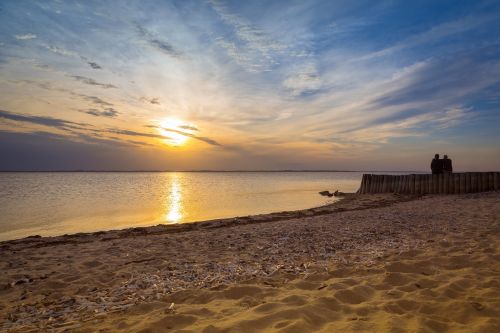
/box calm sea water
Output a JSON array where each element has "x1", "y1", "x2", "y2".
[{"x1": 0, "y1": 172, "x2": 365, "y2": 241}]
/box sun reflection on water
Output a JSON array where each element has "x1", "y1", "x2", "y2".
[{"x1": 165, "y1": 175, "x2": 183, "y2": 223}]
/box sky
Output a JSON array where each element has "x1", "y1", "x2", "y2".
[{"x1": 0, "y1": 0, "x2": 500, "y2": 171}]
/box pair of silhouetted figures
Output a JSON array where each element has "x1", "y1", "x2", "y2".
[{"x1": 431, "y1": 154, "x2": 453, "y2": 174}]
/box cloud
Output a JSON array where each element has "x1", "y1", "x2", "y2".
[
  {"x1": 106, "y1": 128, "x2": 171, "y2": 140},
  {"x1": 14, "y1": 33, "x2": 37, "y2": 40},
  {"x1": 141, "y1": 97, "x2": 160, "y2": 105},
  {"x1": 44, "y1": 45, "x2": 102, "y2": 69},
  {"x1": 87, "y1": 61, "x2": 102, "y2": 69},
  {"x1": 179, "y1": 124, "x2": 198, "y2": 131},
  {"x1": 0, "y1": 110, "x2": 172, "y2": 149},
  {"x1": 0, "y1": 109, "x2": 88, "y2": 130},
  {"x1": 79, "y1": 108, "x2": 119, "y2": 118},
  {"x1": 209, "y1": 0, "x2": 285, "y2": 72},
  {"x1": 70, "y1": 75, "x2": 116, "y2": 89},
  {"x1": 283, "y1": 62, "x2": 322, "y2": 97},
  {"x1": 45, "y1": 45, "x2": 78, "y2": 57},
  {"x1": 162, "y1": 128, "x2": 221, "y2": 146},
  {"x1": 79, "y1": 95, "x2": 114, "y2": 107},
  {"x1": 135, "y1": 23, "x2": 183, "y2": 58}
]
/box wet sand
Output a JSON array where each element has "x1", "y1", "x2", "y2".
[{"x1": 1, "y1": 192, "x2": 499, "y2": 332}]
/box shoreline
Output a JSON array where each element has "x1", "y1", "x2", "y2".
[
  {"x1": 0, "y1": 192, "x2": 418, "y2": 245},
  {"x1": 1, "y1": 192, "x2": 499, "y2": 332}
]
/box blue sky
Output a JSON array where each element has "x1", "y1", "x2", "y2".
[{"x1": 0, "y1": 0, "x2": 499, "y2": 170}]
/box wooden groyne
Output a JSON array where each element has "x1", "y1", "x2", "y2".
[{"x1": 357, "y1": 172, "x2": 500, "y2": 194}]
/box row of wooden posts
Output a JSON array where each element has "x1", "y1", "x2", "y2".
[{"x1": 357, "y1": 172, "x2": 500, "y2": 194}]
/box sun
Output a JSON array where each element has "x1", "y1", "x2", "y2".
[{"x1": 158, "y1": 118, "x2": 194, "y2": 146}]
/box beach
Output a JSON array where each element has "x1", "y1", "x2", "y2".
[{"x1": 1, "y1": 192, "x2": 499, "y2": 332}]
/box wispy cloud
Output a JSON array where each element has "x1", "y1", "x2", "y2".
[
  {"x1": 179, "y1": 124, "x2": 198, "y2": 131},
  {"x1": 140, "y1": 97, "x2": 160, "y2": 105},
  {"x1": 79, "y1": 95, "x2": 114, "y2": 107},
  {"x1": 87, "y1": 62, "x2": 102, "y2": 69},
  {"x1": 162, "y1": 127, "x2": 221, "y2": 146},
  {"x1": 70, "y1": 75, "x2": 116, "y2": 89},
  {"x1": 14, "y1": 33, "x2": 37, "y2": 40},
  {"x1": 135, "y1": 23, "x2": 183, "y2": 58},
  {"x1": 44, "y1": 45, "x2": 78, "y2": 57},
  {"x1": 0, "y1": 109, "x2": 170, "y2": 147},
  {"x1": 210, "y1": 0, "x2": 285, "y2": 72},
  {"x1": 0, "y1": 110, "x2": 86, "y2": 127},
  {"x1": 106, "y1": 128, "x2": 170, "y2": 140},
  {"x1": 44, "y1": 45, "x2": 103, "y2": 70},
  {"x1": 79, "y1": 108, "x2": 119, "y2": 118},
  {"x1": 283, "y1": 62, "x2": 322, "y2": 97},
  {"x1": 0, "y1": 109, "x2": 88, "y2": 130}
]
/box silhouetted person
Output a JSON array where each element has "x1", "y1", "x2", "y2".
[
  {"x1": 442, "y1": 154, "x2": 453, "y2": 173},
  {"x1": 431, "y1": 154, "x2": 443, "y2": 174}
]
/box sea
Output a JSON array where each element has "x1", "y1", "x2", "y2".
[{"x1": 1, "y1": 171, "x2": 373, "y2": 241}]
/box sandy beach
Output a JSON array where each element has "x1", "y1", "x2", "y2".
[{"x1": 1, "y1": 192, "x2": 499, "y2": 332}]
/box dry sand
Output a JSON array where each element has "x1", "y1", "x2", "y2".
[{"x1": 1, "y1": 192, "x2": 499, "y2": 332}]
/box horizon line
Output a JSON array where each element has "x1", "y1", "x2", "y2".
[{"x1": 0, "y1": 169, "x2": 428, "y2": 173}]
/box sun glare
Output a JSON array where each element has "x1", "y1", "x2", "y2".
[{"x1": 158, "y1": 118, "x2": 194, "y2": 146}]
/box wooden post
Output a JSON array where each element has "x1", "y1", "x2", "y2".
[
  {"x1": 395, "y1": 176, "x2": 402, "y2": 193},
  {"x1": 365, "y1": 174, "x2": 372, "y2": 194},
  {"x1": 471, "y1": 173, "x2": 478, "y2": 192},
  {"x1": 420, "y1": 175, "x2": 425, "y2": 194},
  {"x1": 466, "y1": 173, "x2": 472, "y2": 193},
  {"x1": 438, "y1": 174, "x2": 444, "y2": 194},
  {"x1": 361, "y1": 174, "x2": 367, "y2": 194},
  {"x1": 494, "y1": 172, "x2": 500, "y2": 191},
  {"x1": 414, "y1": 175, "x2": 421, "y2": 194},
  {"x1": 370, "y1": 175, "x2": 377, "y2": 193},
  {"x1": 399, "y1": 175, "x2": 405, "y2": 193},
  {"x1": 427, "y1": 174, "x2": 432, "y2": 194},
  {"x1": 420, "y1": 175, "x2": 426, "y2": 194},
  {"x1": 449, "y1": 174, "x2": 455, "y2": 194},
  {"x1": 409, "y1": 174, "x2": 416, "y2": 194},
  {"x1": 431, "y1": 174, "x2": 437, "y2": 194},
  {"x1": 443, "y1": 174, "x2": 449, "y2": 194},
  {"x1": 459, "y1": 173, "x2": 466, "y2": 194},
  {"x1": 477, "y1": 173, "x2": 483, "y2": 192},
  {"x1": 488, "y1": 172, "x2": 494, "y2": 191},
  {"x1": 454, "y1": 173, "x2": 460, "y2": 194},
  {"x1": 382, "y1": 175, "x2": 389, "y2": 192},
  {"x1": 482, "y1": 173, "x2": 489, "y2": 192}
]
